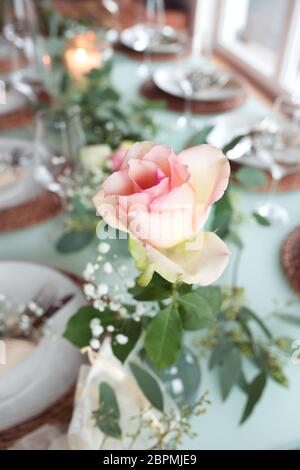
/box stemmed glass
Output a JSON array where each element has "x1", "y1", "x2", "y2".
[
  {"x1": 255, "y1": 94, "x2": 300, "y2": 225},
  {"x1": 34, "y1": 107, "x2": 85, "y2": 201},
  {"x1": 137, "y1": 0, "x2": 166, "y2": 78},
  {"x1": 3, "y1": 0, "x2": 53, "y2": 100}
]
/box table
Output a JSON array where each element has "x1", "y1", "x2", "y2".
[{"x1": 0, "y1": 52, "x2": 300, "y2": 450}]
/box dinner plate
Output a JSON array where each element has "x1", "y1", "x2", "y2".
[
  {"x1": 0, "y1": 261, "x2": 84, "y2": 431},
  {"x1": 208, "y1": 114, "x2": 300, "y2": 169},
  {"x1": 120, "y1": 24, "x2": 188, "y2": 54},
  {"x1": 153, "y1": 65, "x2": 243, "y2": 102},
  {"x1": 0, "y1": 137, "x2": 45, "y2": 210},
  {"x1": 0, "y1": 87, "x2": 29, "y2": 116}
]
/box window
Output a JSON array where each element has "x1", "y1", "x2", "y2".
[{"x1": 212, "y1": 0, "x2": 300, "y2": 96}]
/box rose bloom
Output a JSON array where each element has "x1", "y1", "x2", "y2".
[{"x1": 93, "y1": 142, "x2": 230, "y2": 286}]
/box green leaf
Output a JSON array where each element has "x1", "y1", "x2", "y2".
[
  {"x1": 93, "y1": 382, "x2": 122, "y2": 439},
  {"x1": 129, "y1": 362, "x2": 164, "y2": 412},
  {"x1": 228, "y1": 232, "x2": 244, "y2": 249},
  {"x1": 145, "y1": 304, "x2": 182, "y2": 369},
  {"x1": 129, "y1": 273, "x2": 172, "y2": 301},
  {"x1": 112, "y1": 319, "x2": 142, "y2": 363},
  {"x1": 64, "y1": 306, "x2": 120, "y2": 348},
  {"x1": 273, "y1": 313, "x2": 300, "y2": 327},
  {"x1": 240, "y1": 372, "x2": 267, "y2": 424},
  {"x1": 64, "y1": 305, "x2": 100, "y2": 348},
  {"x1": 239, "y1": 307, "x2": 273, "y2": 340},
  {"x1": 235, "y1": 167, "x2": 267, "y2": 189},
  {"x1": 178, "y1": 292, "x2": 215, "y2": 331},
  {"x1": 209, "y1": 336, "x2": 234, "y2": 370},
  {"x1": 210, "y1": 190, "x2": 233, "y2": 239},
  {"x1": 186, "y1": 125, "x2": 214, "y2": 148},
  {"x1": 223, "y1": 134, "x2": 247, "y2": 154},
  {"x1": 194, "y1": 286, "x2": 222, "y2": 317},
  {"x1": 219, "y1": 349, "x2": 242, "y2": 400},
  {"x1": 252, "y1": 212, "x2": 271, "y2": 226},
  {"x1": 56, "y1": 229, "x2": 94, "y2": 254}
]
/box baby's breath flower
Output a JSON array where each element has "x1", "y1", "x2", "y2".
[
  {"x1": 90, "y1": 338, "x2": 101, "y2": 350},
  {"x1": 103, "y1": 262, "x2": 113, "y2": 274},
  {"x1": 98, "y1": 242, "x2": 111, "y2": 254},
  {"x1": 115, "y1": 334, "x2": 128, "y2": 345}
]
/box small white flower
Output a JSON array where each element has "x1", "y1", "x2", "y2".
[
  {"x1": 118, "y1": 265, "x2": 128, "y2": 275},
  {"x1": 107, "y1": 325, "x2": 115, "y2": 333},
  {"x1": 84, "y1": 283, "x2": 96, "y2": 298},
  {"x1": 169, "y1": 366, "x2": 178, "y2": 375},
  {"x1": 90, "y1": 338, "x2": 101, "y2": 350},
  {"x1": 98, "y1": 242, "x2": 111, "y2": 254},
  {"x1": 90, "y1": 318, "x2": 101, "y2": 329},
  {"x1": 136, "y1": 304, "x2": 146, "y2": 315},
  {"x1": 103, "y1": 262, "x2": 113, "y2": 274},
  {"x1": 83, "y1": 263, "x2": 95, "y2": 280},
  {"x1": 97, "y1": 283, "x2": 109, "y2": 296},
  {"x1": 171, "y1": 378, "x2": 184, "y2": 395},
  {"x1": 115, "y1": 334, "x2": 128, "y2": 345},
  {"x1": 119, "y1": 307, "x2": 127, "y2": 317},
  {"x1": 91, "y1": 324, "x2": 104, "y2": 338},
  {"x1": 109, "y1": 301, "x2": 120, "y2": 312}
]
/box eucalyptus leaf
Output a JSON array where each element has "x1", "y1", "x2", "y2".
[
  {"x1": 209, "y1": 336, "x2": 234, "y2": 370},
  {"x1": 240, "y1": 307, "x2": 273, "y2": 340},
  {"x1": 252, "y1": 212, "x2": 271, "y2": 226},
  {"x1": 178, "y1": 292, "x2": 215, "y2": 331},
  {"x1": 210, "y1": 190, "x2": 233, "y2": 239},
  {"x1": 219, "y1": 349, "x2": 242, "y2": 400},
  {"x1": 93, "y1": 382, "x2": 122, "y2": 439},
  {"x1": 240, "y1": 372, "x2": 267, "y2": 424},
  {"x1": 223, "y1": 134, "x2": 247, "y2": 154},
  {"x1": 235, "y1": 167, "x2": 267, "y2": 189},
  {"x1": 56, "y1": 229, "x2": 94, "y2": 254},
  {"x1": 145, "y1": 304, "x2": 182, "y2": 369},
  {"x1": 129, "y1": 362, "x2": 164, "y2": 412}
]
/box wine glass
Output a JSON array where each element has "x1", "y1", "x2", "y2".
[
  {"x1": 34, "y1": 107, "x2": 85, "y2": 200},
  {"x1": 254, "y1": 96, "x2": 300, "y2": 225},
  {"x1": 136, "y1": 0, "x2": 166, "y2": 78},
  {"x1": 3, "y1": 0, "x2": 53, "y2": 100}
]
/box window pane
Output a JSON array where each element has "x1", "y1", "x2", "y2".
[{"x1": 219, "y1": 0, "x2": 291, "y2": 76}]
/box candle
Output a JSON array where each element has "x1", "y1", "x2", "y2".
[{"x1": 64, "y1": 32, "x2": 106, "y2": 82}]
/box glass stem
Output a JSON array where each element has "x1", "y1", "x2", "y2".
[{"x1": 266, "y1": 165, "x2": 283, "y2": 204}]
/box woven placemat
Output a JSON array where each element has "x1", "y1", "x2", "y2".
[
  {"x1": 0, "y1": 269, "x2": 84, "y2": 450},
  {"x1": 0, "y1": 190, "x2": 63, "y2": 233},
  {"x1": 230, "y1": 161, "x2": 300, "y2": 193},
  {"x1": 281, "y1": 226, "x2": 300, "y2": 296},
  {"x1": 115, "y1": 41, "x2": 190, "y2": 62},
  {"x1": 140, "y1": 79, "x2": 247, "y2": 114},
  {"x1": 0, "y1": 87, "x2": 51, "y2": 131}
]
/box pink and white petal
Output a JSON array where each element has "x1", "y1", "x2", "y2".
[
  {"x1": 178, "y1": 144, "x2": 230, "y2": 206},
  {"x1": 150, "y1": 183, "x2": 195, "y2": 212},
  {"x1": 93, "y1": 191, "x2": 128, "y2": 232},
  {"x1": 168, "y1": 156, "x2": 190, "y2": 188},
  {"x1": 128, "y1": 159, "x2": 158, "y2": 190},
  {"x1": 142, "y1": 144, "x2": 172, "y2": 176},
  {"x1": 121, "y1": 141, "x2": 155, "y2": 169},
  {"x1": 144, "y1": 176, "x2": 170, "y2": 201},
  {"x1": 102, "y1": 170, "x2": 134, "y2": 196},
  {"x1": 129, "y1": 205, "x2": 195, "y2": 250},
  {"x1": 145, "y1": 231, "x2": 230, "y2": 285}
]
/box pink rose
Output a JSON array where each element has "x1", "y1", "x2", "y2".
[
  {"x1": 109, "y1": 141, "x2": 134, "y2": 171},
  {"x1": 93, "y1": 142, "x2": 230, "y2": 286}
]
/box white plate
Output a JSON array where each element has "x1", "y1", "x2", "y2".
[
  {"x1": 120, "y1": 24, "x2": 188, "y2": 54},
  {"x1": 0, "y1": 87, "x2": 28, "y2": 116},
  {"x1": 0, "y1": 261, "x2": 85, "y2": 431},
  {"x1": 207, "y1": 114, "x2": 269, "y2": 169},
  {"x1": 153, "y1": 65, "x2": 242, "y2": 102},
  {"x1": 0, "y1": 137, "x2": 45, "y2": 210}
]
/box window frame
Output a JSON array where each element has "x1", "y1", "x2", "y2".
[{"x1": 211, "y1": 0, "x2": 300, "y2": 97}]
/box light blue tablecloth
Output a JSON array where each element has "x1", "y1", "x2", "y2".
[{"x1": 0, "y1": 53, "x2": 299, "y2": 450}]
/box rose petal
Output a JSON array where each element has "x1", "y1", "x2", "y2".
[
  {"x1": 93, "y1": 191, "x2": 128, "y2": 232},
  {"x1": 121, "y1": 141, "x2": 155, "y2": 169},
  {"x1": 102, "y1": 170, "x2": 134, "y2": 196},
  {"x1": 142, "y1": 144, "x2": 172, "y2": 176},
  {"x1": 128, "y1": 159, "x2": 158, "y2": 190},
  {"x1": 178, "y1": 144, "x2": 230, "y2": 206},
  {"x1": 144, "y1": 231, "x2": 230, "y2": 285}
]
